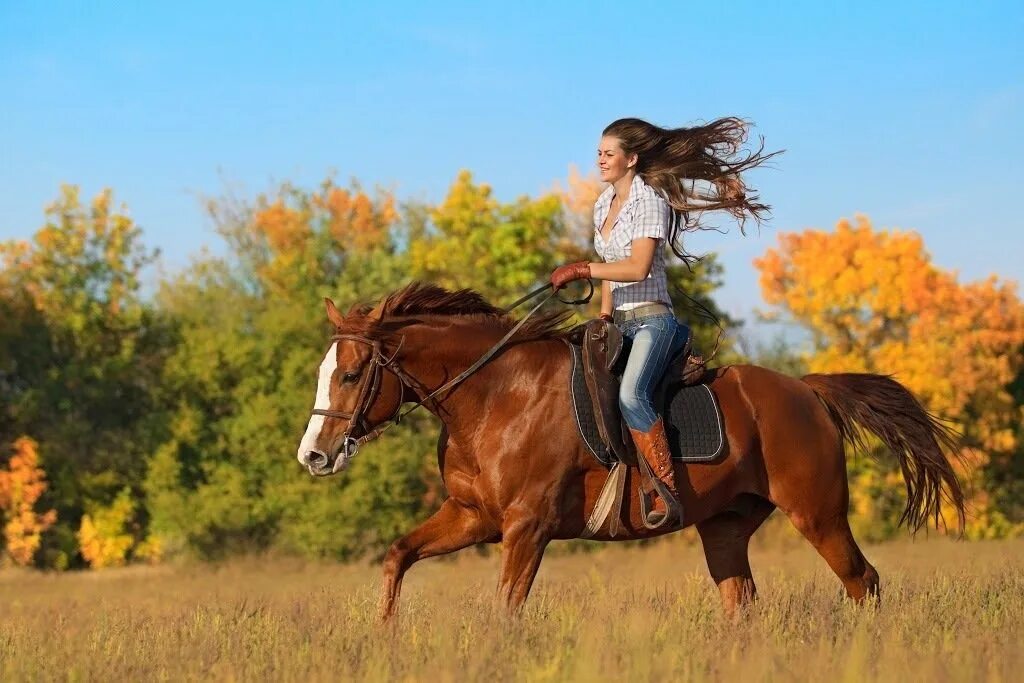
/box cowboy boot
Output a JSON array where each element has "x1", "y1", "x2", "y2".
[{"x1": 629, "y1": 417, "x2": 681, "y2": 527}]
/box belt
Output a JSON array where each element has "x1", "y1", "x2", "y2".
[{"x1": 612, "y1": 303, "x2": 672, "y2": 324}]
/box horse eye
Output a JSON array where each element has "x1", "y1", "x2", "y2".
[{"x1": 342, "y1": 371, "x2": 360, "y2": 384}]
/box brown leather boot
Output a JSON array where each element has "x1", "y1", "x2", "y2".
[{"x1": 629, "y1": 417, "x2": 681, "y2": 527}]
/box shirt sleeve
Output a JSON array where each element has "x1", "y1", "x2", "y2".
[{"x1": 632, "y1": 191, "x2": 670, "y2": 241}]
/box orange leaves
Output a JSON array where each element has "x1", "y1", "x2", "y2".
[
  {"x1": 0, "y1": 437, "x2": 57, "y2": 566},
  {"x1": 253, "y1": 200, "x2": 311, "y2": 252},
  {"x1": 223, "y1": 179, "x2": 402, "y2": 298},
  {"x1": 754, "y1": 216, "x2": 1024, "y2": 535},
  {"x1": 249, "y1": 182, "x2": 398, "y2": 257},
  {"x1": 755, "y1": 215, "x2": 1024, "y2": 426},
  {"x1": 318, "y1": 187, "x2": 395, "y2": 251},
  {"x1": 756, "y1": 216, "x2": 939, "y2": 344}
]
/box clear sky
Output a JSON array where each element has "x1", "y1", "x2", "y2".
[{"x1": 2, "y1": 1, "x2": 1022, "y2": 343}]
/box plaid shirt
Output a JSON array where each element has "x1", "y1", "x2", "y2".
[{"x1": 593, "y1": 174, "x2": 672, "y2": 310}]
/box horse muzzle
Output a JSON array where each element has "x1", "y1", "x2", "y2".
[{"x1": 300, "y1": 437, "x2": 359, "y2": 477}]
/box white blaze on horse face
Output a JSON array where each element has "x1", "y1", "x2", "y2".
[{"x1": 297, "y1": 342, "x2": 339, "y2": 464}]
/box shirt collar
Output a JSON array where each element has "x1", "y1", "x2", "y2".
[{"x1": 599, "y1": 174, "x2": 646, "y2": 208}]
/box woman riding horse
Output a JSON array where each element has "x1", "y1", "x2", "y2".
[
  {"x1": 549, "y1": 117, "x2": 776, "y2": 527},
  {"x1": 296, "y1": 119, "x2": 963, "y2": 619}
]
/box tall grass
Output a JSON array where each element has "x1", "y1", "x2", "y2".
[{"x1": 1, "y1": 537, "x2": 1021, "y2": 681}]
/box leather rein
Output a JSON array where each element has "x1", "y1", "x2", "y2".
[{"x1": 310, "y1": 281, "x2": 593, "y2": 467}]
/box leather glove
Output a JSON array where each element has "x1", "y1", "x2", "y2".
[{"x1": 549, "y1": 261, "x2": 591, "y2": 289}]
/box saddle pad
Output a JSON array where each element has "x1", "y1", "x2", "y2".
[{"x1": 568, "y1": 344, "x2": 725, "y2": 467}]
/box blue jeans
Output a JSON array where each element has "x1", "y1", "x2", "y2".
[{"x1": 617, "y1": 314, "x2": 690, "y2": 432}]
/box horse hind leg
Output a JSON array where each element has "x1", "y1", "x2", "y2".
[
  {"x1": 696, "y1": 495, "x2": 776, "y2": 615},
  {"x1": 791, "y1": 512, "x2": 880, "y2": 602},
  {"x1": 777, "y1": 478, "x2": 880, "y2": 602}
]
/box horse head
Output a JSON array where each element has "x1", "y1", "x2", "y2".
[{"x1": 296, "y1": 297, "x2": 408, "y2": 476}]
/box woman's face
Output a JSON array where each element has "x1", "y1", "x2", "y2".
[{"x1": 597, "y1": 135, "x2": 636, "y2": 183}]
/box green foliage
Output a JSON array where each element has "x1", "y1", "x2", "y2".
[
  {"x1": 666, "y1": 257, "x2": 742, "y2": 364},
  {"x1": 141, "y1": 178, "x2": 440, "y2": 560},
  {"x1": 408, "y1": 170, "x2": 576, "y2": 304},
  {"x1": 0, "y1": 186, "x2": 170, "y2": 568}
]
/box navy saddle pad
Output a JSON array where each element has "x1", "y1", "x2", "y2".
[{"x1": 568, "y1": 344, "x2": 725, "y2": 467}]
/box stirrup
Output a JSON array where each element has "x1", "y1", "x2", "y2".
[{"x1": 639, "y1": 478, "x2": 682, "y2": 530}]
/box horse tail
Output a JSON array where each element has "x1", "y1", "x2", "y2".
[{"x1": 801, "y1": 372, "x2": 966, "y2": 533}]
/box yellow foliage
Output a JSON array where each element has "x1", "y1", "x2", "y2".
[
  {"x1": 253, "y1": 200, "x2": 311, "y2": 252},
  {"x1": 77, "y1": 488, "x2": 136, "y2": 569},
  {"x1": 0, "y1": 437, "x2": 57, "y2": 566},
  {"x1": 133, "y1": 535, "x2": 164, "y2": 564},
  {"x1": 408, "y1": 169, "x2": 577, "y2": 300}
]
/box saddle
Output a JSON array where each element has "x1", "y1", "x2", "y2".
[{"x1": 581, "y1": 318, "x2": 708, "y2": 465}]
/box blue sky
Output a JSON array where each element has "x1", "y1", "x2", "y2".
[{"x1": 2, "y1": 1, "x2": 1022, "y2": 343}]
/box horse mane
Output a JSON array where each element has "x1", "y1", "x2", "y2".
[{"x1": 337, "y1": 281, "x2": 580, "y2": 344}]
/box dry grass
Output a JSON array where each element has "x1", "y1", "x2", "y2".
[{"x1": 1, "y1": 536, "x2": 1022, "y2": 682}]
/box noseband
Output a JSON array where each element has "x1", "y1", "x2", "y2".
[
  {"x1": 308, "y1": 281, "x2": 593, "y2": 464},
  {"x1": 310, "y1": 334, "x2": 427, "y2": 462}
]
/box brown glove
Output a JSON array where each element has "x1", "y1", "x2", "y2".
[{"x1": 550, "y1": 262, "x2": 591, "y2": 289}]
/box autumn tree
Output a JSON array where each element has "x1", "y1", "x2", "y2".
[
  {"x1": 145, "y1": 177, "x2": 436, "y2": 560},
  {"x1": 0, "y1": 437, "x2": 57, "y2": 566},
  {"x1": 755, "y1": 215, "x2": 1024, "y2": 538},
  {"x1": 0, "y1": 186, "x2": 170, "y2": 567},
  {"x1": 77, "y1": 488, "x2": 136, "y2": 569},
  {"x1": 408, "y1": 170, "x2": 578, "y2": 303}
]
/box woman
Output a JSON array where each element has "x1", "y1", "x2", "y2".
[{"x1": 550, "y1": 117, "x2": 777, "y2": 527}]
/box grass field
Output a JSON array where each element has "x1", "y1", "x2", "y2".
[{"x1": 1, "y1": 535, "x2": 1022, "y2": 682}]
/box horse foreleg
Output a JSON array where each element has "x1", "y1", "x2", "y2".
[
  {"x1": 379, "y1": 498, "x2": 494, "y2": 621},
  {"x1": 496, "y1": 514, "x2": 550, "y2": 613}
]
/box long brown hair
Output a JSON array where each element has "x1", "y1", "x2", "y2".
[{"x1": 603, "y1": 117, "x2": 781, "y2": 263}]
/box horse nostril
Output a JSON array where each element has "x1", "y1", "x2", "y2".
[{"x1": 305, "y1": 450, "x2": 329, "y2": 469}]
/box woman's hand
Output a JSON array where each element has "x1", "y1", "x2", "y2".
[{"x1": 549, "y1": 262, "x2": 591, "y2": 289}]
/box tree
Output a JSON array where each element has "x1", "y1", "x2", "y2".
[
  {"x1": 0, "y1": 186, "x2": 169, "y2": 567},
  {"x1": 77, "y1": 488, "x2": 135, "y2": 569},
  {"x1": 144, "y1": 177, "x2": 436, "y2": 560},
  {"x1": 0, "y1": 437, "x2": 57, "y2": 566},
  {"x1": 754, "y1": 215, "x2": 1024, "y2": 537},
  {"x1": 408, "y1": 170, "x2": 577, "y2": 304}
]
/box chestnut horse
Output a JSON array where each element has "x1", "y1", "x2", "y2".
[{"x1": 295, "y1": 282, "x2": 965, "y2": 619}]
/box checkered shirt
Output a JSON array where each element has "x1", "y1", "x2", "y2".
[{"x1": 593, "y1": 174, "x2": 673, "y2": 311}]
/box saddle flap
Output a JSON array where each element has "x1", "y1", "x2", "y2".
[{"x1": 582, "y1": 320, "x2": 634, "y2": 465}]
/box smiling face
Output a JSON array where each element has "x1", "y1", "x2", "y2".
[{"x1": 597, "y1": 135, "x2": 637, "y2": 184}]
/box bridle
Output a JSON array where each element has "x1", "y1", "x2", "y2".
[
  {"x1": 308, "y1": 281, "x2": 593, "y2": 470},
  {"x1": 310, "y1": 333, "x2": 426, "y2": 468}
]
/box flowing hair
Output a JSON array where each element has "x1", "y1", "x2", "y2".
[{"x1": 603, "y1": 117, "x2": 782, "y2": 264}]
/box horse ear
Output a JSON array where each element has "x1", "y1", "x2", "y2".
[
  {"x1": 324, "y1": 297, "x2": 345, "y2": 328},
  {"x1": 368, "y1": 300, "x2": 385, "y2": 321}
]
